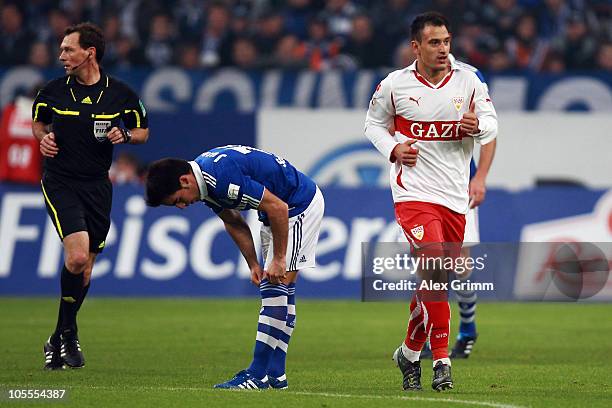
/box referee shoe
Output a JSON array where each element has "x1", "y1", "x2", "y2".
[
  {"x1": 43, "y1": 337, "x2": 64, "y2": 370},
  {"x1": 60, "y1": 332, "x2": 85, "y2": 368}
]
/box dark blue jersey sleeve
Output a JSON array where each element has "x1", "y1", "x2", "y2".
[{"x1": 211, "y1": 156, "x2": 265, "y2": 211}]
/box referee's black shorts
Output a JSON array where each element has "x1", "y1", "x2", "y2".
[{"x1": 40, "y1": 172, "x2": 112, "y2": 253}]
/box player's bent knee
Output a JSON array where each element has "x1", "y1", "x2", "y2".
[{"x1": 65, "y1": 252, "x2": 89, "y2": 273}]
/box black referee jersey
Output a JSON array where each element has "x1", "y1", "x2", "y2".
[{"x1": 32, "y1": 70, "x2": 148, "y2": 180}]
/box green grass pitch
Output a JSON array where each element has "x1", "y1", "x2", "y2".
[{"x1": 0, "y1": 298, "x2": 610, "y2": 407}]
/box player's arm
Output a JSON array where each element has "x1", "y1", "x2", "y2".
[
  {"x1": 109, "y1": 88, "x2": 149, "y2": 145},
  {"x1": 217, "y1": 208, "x2": 263, "y2": 285},
  {"x1": 257, "y1": 188, "x2": 289, "y2": 285},
  {"x1": 31, "y1": 87, "x2": 58, "y2": 157},
  {"x1": 469, "y1": 139, "x2": 496, "y2": 208},
  {"x1": 468, "y1": 77, "x2": 498, "y2": 144},
  {"x1": 365, "y1": 75, "x2": 418, "y2": 166}
]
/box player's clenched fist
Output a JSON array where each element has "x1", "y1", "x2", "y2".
[
  {"x1": 106, "y1": 126, "x2": 131, "y2": 144},
  {"x1": 460, "y1": 101, "x2": 479, "y2": 135},
  {"x1": 40, "y1": 132, "x2": 59, "y2": 157},
  {"x1": 392, "y1": 139, "x2": 419, "y2": 167}
]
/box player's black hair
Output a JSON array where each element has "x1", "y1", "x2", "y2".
[
  {"x1": 410, "y1": 12, "x2": 450, "y2": 42},
  {"x1": 145, "y1": 158, "x2": 192, "y2": 207},
  {"x1": 64, "y1": 22, "x2": 105, "y2": 62}
]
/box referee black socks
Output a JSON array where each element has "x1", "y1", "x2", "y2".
[{"x1": 58, "y1": 265, "x2": 84, "y2": 339}]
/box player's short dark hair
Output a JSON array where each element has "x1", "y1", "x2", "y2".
[
  {"x1": 64, "y1": 22, "x2": 105, "y2": 62},
  {"x1": 145, "y1": 158, "x2": 192, "y2": 207},
  {"x1": 410, "y1": 12, "x2": 450, "y2": 42}
]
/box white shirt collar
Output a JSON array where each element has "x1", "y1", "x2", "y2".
[{"x1": 188, "y1": 161, "x2": 207, "y2": 200}]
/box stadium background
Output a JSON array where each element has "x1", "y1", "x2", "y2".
[
  {"x1": 1, "y1": 0, "x2": 610, "y2": 299},
  {"x1": 0, "y1": 1, "x2": 611, "y2": 406}
]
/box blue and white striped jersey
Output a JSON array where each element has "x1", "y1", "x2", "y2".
[{"x1": 190, "y1": 145, "x2": 317, "y2": 224}]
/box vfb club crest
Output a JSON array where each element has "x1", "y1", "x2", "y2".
[
  {"x1": 410, "y1": 225, "x2": 424, "y2": 240},
  {"x1": 452, "y1": 96, "x2": 464, "y2": 111}
]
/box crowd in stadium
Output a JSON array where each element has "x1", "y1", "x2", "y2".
[{"x1": 0, "y1": 0, "x2": 610, "y2": 72}]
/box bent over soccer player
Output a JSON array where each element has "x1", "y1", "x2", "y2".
[{"x1": 145, "y1": 145, "x2": 324, "y2": 390}]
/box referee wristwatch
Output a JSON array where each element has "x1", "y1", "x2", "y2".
[{"x1": 120, "y1": 128, "x2": 132, "y2": 144}]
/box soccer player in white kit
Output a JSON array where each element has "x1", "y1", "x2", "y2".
[{"x1": 364, "y1": 12, "x2": 497, "y2": 391}]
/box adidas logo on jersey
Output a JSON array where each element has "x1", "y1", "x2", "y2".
[
  {"x1": 299, "y1": 255, "x2": 307, "y2": 263},
  {"x1": 81, "y1": 96, "x2": 92, "y2": 104}
]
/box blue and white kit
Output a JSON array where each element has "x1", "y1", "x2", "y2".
[{"x1": 189, "y1": 145, "x2": 324, "y2": 271}]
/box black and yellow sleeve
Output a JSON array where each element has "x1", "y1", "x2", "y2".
[
  {"x1": 121, "y1": 86, "x2": 148, "y2": 130},
  {"x1": 32, "y1": 88, "x2": 53, "y2": 124}
]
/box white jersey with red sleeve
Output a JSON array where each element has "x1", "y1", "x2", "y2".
[{"x1": 364, "y1": 58, "x2": 497, "y2": 214}]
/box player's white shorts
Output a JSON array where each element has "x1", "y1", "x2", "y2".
[
  {"x1": 261, "y1": 187, "x2": 324, "y2": 271},
  {"x1": 463, "y1": 207, "x2": 480, "y2": 247}
]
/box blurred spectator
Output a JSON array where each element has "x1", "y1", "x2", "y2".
[
  {"x1": 101, "y1": 14, "x2": 123, "y2": 68},
  {"x1": 174, "y1": 0, "x2": 207, "y2": 42},
  {"x1": 61, "y1": 0, "x2": 102, "y2": 25},
  {"x1": 341, "y1": 14, "x2": 389, "y2": 69},
  {"x1": 541, "y1": 51, "x2": 566, "y2": 73},
  {"x1": 0, "y1": 4, "x2": 32, "y2": 65},
  {"x1": 480, "y1": 0, "x2": 524, "y2": 42},
  {"x1": 282, "y1": 0, "x2": 317, "y2": 40},
  {"x1": 110, "y1": 152, "x2": 142, "y2": 185},
  {"x1": 28, "y1": 41, "x2": 52, "y2": 68},
  {"x1": 39, "y1": 8, "x2": 71, "y2": 66},
  {"x1": 487, "y1": 47, "x2": 513, "y2": 72},
  {"x1": 392, "y1": 41, "x2": 416, "y2": 68},
  {"x1": 595, "y1": 42, "x2": 612, "y2": 71},
  {"x1": 323, "y1": 0, "x2": 359, "y2": 39},
  {"x1": 506, "y1": 13, "x2": 549, "y2": 71},
  {"x1": 371, "y1": 0, "x2": 422, "y2": 49},
  {"x1": 255, "y1": 10, "x2": 286, "y2": 59},
  {"x1": 303, "y1": 14, "x2": 342, "y2": 71},
  {"x1": 231, "y1": 37, "x2": 261, "y2": 70},
  {"x1": 199, "y1": 2, "x2": 232, "y2": 67},
  {"x1": 536, "y1": 0, "x2": 573, "y2": 39},
  {"x1": 0, "y1": 0, "x2": 609, "y2": 72},
  {"x1": 550, "y1": 13, "x2": 597, "y2": 70},
  {"x1": 453, "y1": 16, "x2": 499, "y2": 69},
  {"x1": 143, "y1": 13, "x2": 176, "y2": 67},
  {"x1": 178, "y1": 42, "x2": 201, "y2": 70},
  {"x1": 270, "y1": 35, "x2": 309, "y2": 70},
  {"x1": 113, "y1": 36, "x2": 138, "y2": 68}
]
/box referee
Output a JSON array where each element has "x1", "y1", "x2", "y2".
[{"x1": 32, "y1": 22, "x2": 149, "y2": 370}]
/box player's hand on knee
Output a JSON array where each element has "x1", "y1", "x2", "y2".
[
  {"x1": 40, "y1": 132, "x2": 59, "y2": 157},
  {"x1": 250, "y1": 265, "x2": 264, "y2": 286},
  {"x1": 392, "y1": 140, "x2": 419, "y2": 167},
  {"x1": 266, "y1": 259, "x2": 287, "y2": 285}
]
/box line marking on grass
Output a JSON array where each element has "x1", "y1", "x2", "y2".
[
  {"x1": 81, "y1": 385, "x2": 525, "y2": 408},
  {"x1": 291, "y1": 391, "x2": 526, "y2": 408}
]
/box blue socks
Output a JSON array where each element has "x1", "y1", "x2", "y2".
[
  {"x1": 268, "y1": 282, "x2": 296, "y2": 380},
  {"x1": 456, "y1": 287, "x2": 477, "y2": 339},
  {"x1": 247, "y1": 279, "x2": 288, "y2": 379}
]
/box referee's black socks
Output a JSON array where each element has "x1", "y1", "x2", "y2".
[{"x1": 54, "y1": 265, "x2": 84, "y2": 342}]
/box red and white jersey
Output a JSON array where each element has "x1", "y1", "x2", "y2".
[{"x1": 364, "y1": 57, "x2": 497, "y2": 214}]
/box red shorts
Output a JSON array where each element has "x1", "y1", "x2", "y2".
[{"x1": 395, "y1": 201, "x2": 465, "y2": 248}]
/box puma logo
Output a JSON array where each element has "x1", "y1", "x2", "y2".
[{"x1": 409, "y1": 96, "x2": 421, "y2": 106}]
